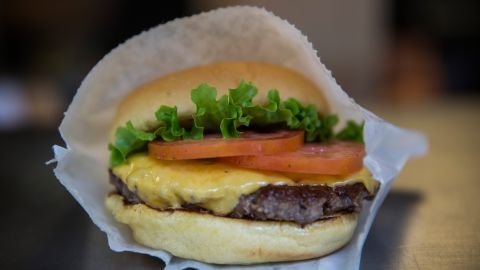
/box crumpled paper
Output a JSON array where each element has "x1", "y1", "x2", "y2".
[{"x1": 52, "y1": 6, "x2": 427, "y2": 270}]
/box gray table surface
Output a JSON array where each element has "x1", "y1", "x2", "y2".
[{"x1": 2, "y1": 99, "x2": 479, "y2": 269}]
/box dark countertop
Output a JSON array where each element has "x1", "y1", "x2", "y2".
[{"x1": 2, "y1": 99, "x2": 479, "y2": 269}]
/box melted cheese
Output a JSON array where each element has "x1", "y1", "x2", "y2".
[
  {"x1": 288, "y1": 168, "x2": 378, "y2": 196},
  {"x1": 112, "y1": 153, "x2": 378, "y2": 215}
]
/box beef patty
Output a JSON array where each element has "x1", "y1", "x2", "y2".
[{"x1": 109, "y1": 171, "x2": 377, "y2": 225}]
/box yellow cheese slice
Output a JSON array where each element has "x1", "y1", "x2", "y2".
[{"x1": 112, "y1": 153, "x2": 378, "y2": 215}]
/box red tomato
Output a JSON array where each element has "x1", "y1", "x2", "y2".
[
  {"x1": 219, "y1": 141, "x2": 365, "y2": 175},
  {"x1": 148, "y1": 131, "x2": 304, "y2": 160}
]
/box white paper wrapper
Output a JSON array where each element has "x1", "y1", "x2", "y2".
[{"x1": 52, "y1": 6, "x2": 427, "y2": 270}]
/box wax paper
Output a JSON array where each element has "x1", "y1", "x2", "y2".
[{"x1": 52, "y1": 6, "x2": 427, "y2": 270}]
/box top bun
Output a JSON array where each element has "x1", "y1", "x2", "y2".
[{"x1": 111, "y1": 62, "x2": 329, "y2": 140}]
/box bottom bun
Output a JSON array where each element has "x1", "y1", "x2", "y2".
[{"x1": 105, "y1": 194, "x2": 358, "y2": 264}]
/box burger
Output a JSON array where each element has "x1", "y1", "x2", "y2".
[{"x1": 105, "y1": 62, "x2": 379, "y2": 264}]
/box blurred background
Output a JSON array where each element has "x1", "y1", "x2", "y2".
[{"x1": 1, "y1": 1, "x2": 478, "y2": 269}]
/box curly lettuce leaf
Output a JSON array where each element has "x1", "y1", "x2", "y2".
[
  {"x1": 154, "y1": 105, "x2": 186, "y2": 141},
  {"x1": 336, "y1": 120, "x2": 364, "y2": 142},
  {"x1": 108, "y1": 121, "x2": 156, "y2": 166},
  {"x1": 191, "y1": 82, "x2": 252, "y2": 138},
  {"x1": 245, "y1": 89, "x2": 293, "y2": 127}
]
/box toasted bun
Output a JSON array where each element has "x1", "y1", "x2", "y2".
[
  {"x1": 106, "y1": 194, "x2": 357, "y2": 264},
  {"x1": 110, "y1": 62, "x2": 329, "y2": 140}
]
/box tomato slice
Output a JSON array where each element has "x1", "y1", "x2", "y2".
[
  {"x1": 219, "y1": 141, "x2": 365, "y2": 175},
  {"x1": 148, "y1": 131, "x2": 304, "y2": 160}
]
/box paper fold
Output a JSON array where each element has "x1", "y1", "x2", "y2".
[{"x1": 52, "y1": 6, "x2": 427, "y2": 270}]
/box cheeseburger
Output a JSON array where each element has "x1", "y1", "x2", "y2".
[{"x1": 105, "y1": 62, "x2": 379, "y2": 264}]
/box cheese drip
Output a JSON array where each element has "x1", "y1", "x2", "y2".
[{"x1": 112, "y1": 153, "x2": 378, "y2": 215}]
